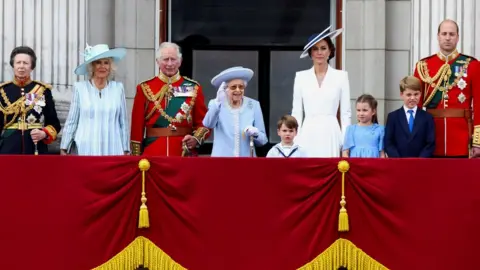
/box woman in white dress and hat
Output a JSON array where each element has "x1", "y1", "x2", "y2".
[
  {"x1": 291, "y1": 26, "x2": 352, "y2": 157},
  {"x1": 202, "y1": 66, "x2": 268, "y2": 157},
  {"x1": 60, "y1": 44, "x2": 130, "y2": 155}
]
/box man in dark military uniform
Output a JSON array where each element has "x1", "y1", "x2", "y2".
[
  {"x1": 0, "y1": 46, "x2": 61, "y2": 155},
  {"x1": 413, "y1": 19, "x2": 480, "y2": 158}
]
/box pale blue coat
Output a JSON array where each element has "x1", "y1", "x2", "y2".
[
  {"x1": 203, "y1": 97, "x2": 268, "y2": 157},
  {"x1": 60, "y1": 80, "x2": 130, "y2": 155}
]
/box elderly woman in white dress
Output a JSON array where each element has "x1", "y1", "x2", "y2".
[
  {"x1": 60, "y1": 44, "x2": 130, "y2": 155},
  {"x1": 202, "y1": 66, "x2": 268, "y2": 157},
  {"x1": 292, "y1": 26, "x2": 352, "y2": 157}
]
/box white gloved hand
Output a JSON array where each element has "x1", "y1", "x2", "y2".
[
  {"x1": 244, "y1": 126, "x2": 259, "y2": 137},
  {"x1": 215, "y1": 82, "x2": 227, "y2": 105}
]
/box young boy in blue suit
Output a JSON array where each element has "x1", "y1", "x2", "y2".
[{"x1": 384, "y1": 76, "x2": 436, "y2": 157}]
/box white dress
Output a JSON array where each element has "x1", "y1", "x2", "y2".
[{"x1": 291, "y1": 66, "x2": 351, "y2": 157}]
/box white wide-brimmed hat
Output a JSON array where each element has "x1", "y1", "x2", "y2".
[
  {"x1": 74, "y1": 44, "x2": 127, "y2": 75},
  {"x1": 211, "y1": 66, "x2": 254, "y2": 89},
  {"x1": 300, "y1": 26, "x2": 343, "y2": 59}
]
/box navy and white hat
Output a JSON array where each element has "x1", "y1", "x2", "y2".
[
  {"x1": 211, "y1": 66, "x2": 254, "y2": 89},
  {"x1": 300, "y1": 26, "x2": 343, "y2": 59}
]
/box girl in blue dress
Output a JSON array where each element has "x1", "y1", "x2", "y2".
[{"x1": 342, "y1": 94, "x2": 385, "y2": 158}]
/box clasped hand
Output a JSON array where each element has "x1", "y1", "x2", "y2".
[
  {"x1": 244, "y1": 126, "x2": 259, "y2": 137},
  {"x1": 471, "y1": 147, "x2": 480, "y2": 158},
  {"x1": 31, "y1": 129, "x2": 46, "y2": 143}
]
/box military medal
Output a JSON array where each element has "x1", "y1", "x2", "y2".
[
  {"x1": 457, "y1": 78, "x2": 467, "y2": 90},
  {"x1": 444, "y1": 92, "x2": 449, "y2": 100}
]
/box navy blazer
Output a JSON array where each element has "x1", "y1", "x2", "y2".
[{"x1": 384, "y1": 107, "x2": 435, "y2": 158}]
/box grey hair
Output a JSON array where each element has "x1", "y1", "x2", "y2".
[
  {"x1": 86, "y1": 58, "x2": 117, "y2": 80},
  {"x1": 156, "y1": 42, "x2": 183, "y2": 60}
]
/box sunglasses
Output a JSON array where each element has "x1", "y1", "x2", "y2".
[{"x1": 228, "y1": 84, "x2": 245, "y2": 90}]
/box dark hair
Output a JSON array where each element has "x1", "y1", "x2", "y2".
[
  {"x1": 10, "y1": 46, "x2": 37, "y2": 70},
  {"x1": 356, "y1": 94, "x2": 378, "y2": 124},
  {"x1": 308, "y1": 36, "x2": 336, "y2": 62},
  {"x1": 277, "y1": 115, "x2": 299, "y2": 131},
  {"x1": 437, "y1": 19, "x2": 459, "y2": 35}
]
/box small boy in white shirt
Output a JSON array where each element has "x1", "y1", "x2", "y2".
[{"x1": 266, "y1": 115, "x2": 307, "y2": 158}]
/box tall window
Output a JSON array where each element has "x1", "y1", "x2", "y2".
[{"x1": 170, "y1": 0, "x2": 334, "y2": 155}]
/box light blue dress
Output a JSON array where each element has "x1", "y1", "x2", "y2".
[
  {"x1": 60, "y1": 80, "x2": 130, "y2": 155},
  {"x1": 342, "y1": 123, "x2": 385, "y2": 158},
  {"x1": 202, "y1": 97, "x2": 268, "y2": 157}
]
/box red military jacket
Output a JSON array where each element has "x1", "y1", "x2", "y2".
[
  {"x1": 130, "y1": 72, "x2": 210, "y2": 156},
  {"x1": 414, "y1": 49, "x2": 479, "y2": 156}
]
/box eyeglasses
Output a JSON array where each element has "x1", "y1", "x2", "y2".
[{"x1": 228, "y1": 84, "x2": 245, "y2": 90}]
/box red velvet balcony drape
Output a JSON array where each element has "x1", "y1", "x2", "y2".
[{"x1": 0, "y1": 156, "x2": 479, "y2": 269}]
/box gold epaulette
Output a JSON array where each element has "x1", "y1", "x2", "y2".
[
  {"x1": 33, "y1": 80, "x2": 52, "y2": 89},
  {"x1": 137, "y1": 76, "x2": 157, "y2": 87},
  {"x1": 460, "y1": 54, "x2": 477, "y2": 61},
  {"x1": 0, "y1": 81, "x2": 12, "y2": 88},
  {"x1": 183, "y1": 76, "x2": 200, "y2": 86}
]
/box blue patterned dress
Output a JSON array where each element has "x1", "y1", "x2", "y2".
[{"x1": 60, "y1": 80, "x2": 130, "y2": 155}]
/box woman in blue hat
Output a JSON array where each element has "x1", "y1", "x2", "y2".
[
  {"x1": 202, "y1": 66, "x2": 268, "y2": 157},
  {"x1": 291, "y1": 26, "x2": 352, "y2": 157},
  {"x1": 60, "y1": 44, "x2": 130, "y2": 156}
]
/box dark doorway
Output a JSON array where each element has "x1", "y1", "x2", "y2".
[{"x1": 166, "y1": 0, "x2": 336, "y2": 156}]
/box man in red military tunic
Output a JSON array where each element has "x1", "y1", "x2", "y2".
[
  {"x1": 130, "y1": 42, "x2": 210, "y2": 156},
  {"x1": 413, "y1": 19, "x2": 480, "y2": 158}
]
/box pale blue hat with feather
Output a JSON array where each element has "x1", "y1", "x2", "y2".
[{"x1": 74, "y1": 43, "x2": 127, "y2": 75}]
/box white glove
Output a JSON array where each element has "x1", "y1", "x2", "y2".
[
  {"x1": 215, "y1": 82, "x2": 227, "y2": 105},
  {"x1": 244, "y1": 126, "x2": 259, "y2": 137}
]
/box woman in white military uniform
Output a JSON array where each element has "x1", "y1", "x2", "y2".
[
  {"x1": 202, "y1": 66, "x2": 268, "y2": 157},
  {"x1": 291, "y1": 26, "x2": 352, "y2": 157}
]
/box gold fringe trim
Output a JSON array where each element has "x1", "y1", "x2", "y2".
[
  {"x1": 92, "y1": 236, "x2": 186, "y2": 270},
  {"x1": 138, "y1": 159, "x2": 151, "y2": 229},
  {"x1": 298, "y1": 238, "x2": 388, "y2": 270},
  {"x1": 337, "y1": 160, "x2": 350, "y2": 232}
]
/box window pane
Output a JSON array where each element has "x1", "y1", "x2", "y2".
[
  {"x1": 269, "y1": 51, "x2": 312, "y2": 143},
  {"x1": 192, "y1": 50, "x2": 259, "y2": 142},
  {"x1": 171, "y1": 0, "x2": 331, "y2": 46}
]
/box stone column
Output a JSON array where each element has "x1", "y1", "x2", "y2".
[
  {"x1": 411, "y1": 0, "x2": 480, "y2": 65},
  {"x1": 385, "y1": 0, "x2": 413, "y2": 115},
  {"x1": 345, "y1": 0, "x2": 387, "y2": 124},
  {"x1": 114, "y1": 0, "x2": 157, "y2": 125}
]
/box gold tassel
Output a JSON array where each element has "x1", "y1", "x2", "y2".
[
  {"x1": 337, "y1": 160, "x2": 350, "y2": 232},
  {"x1": 138, "y1": 159, "x2": 151, "y2": 229},
  {"x1": 93, "y1": 236, "x2": 187, "y2": 270},
  {"x1": 297, "y1": 238, "x2": 388, "y2": 269}
]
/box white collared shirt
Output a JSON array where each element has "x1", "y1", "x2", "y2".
[{"x1": 403, "y1": 105, "x2": 417, "y2": 123}]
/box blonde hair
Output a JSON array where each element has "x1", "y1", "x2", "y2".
[
  {"x1": 87, "y1": 58, "x2": 117, "y2": 80},
  {"x1": 399, "y1": 76, "x2": 421, "y2": 93}
]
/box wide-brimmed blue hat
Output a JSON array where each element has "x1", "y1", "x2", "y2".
[
  {"x1": 74, "y1": 43, "x2": 127, "y2": 75},
  {"x1": 211, "y1": 66, "x2": 254, "y2": 88},
  {"x1": 300, "y1": 26, "x2": 343, "y2": 59}
]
